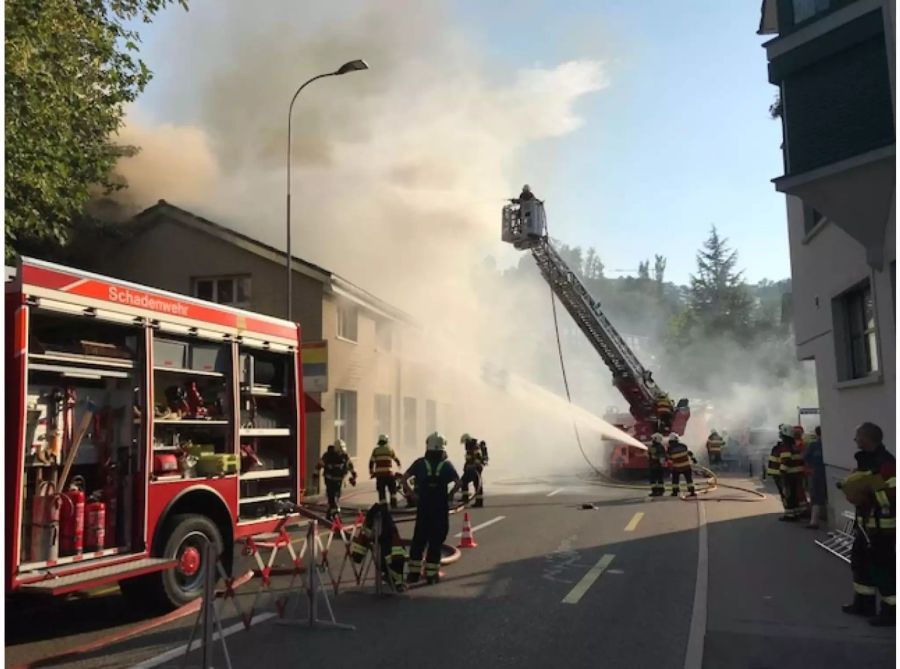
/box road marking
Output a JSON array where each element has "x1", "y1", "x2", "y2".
[
  {"x1": 684, "y1": 500, "x2": 708, "y2": 669},
  {"x1": 624, "y1": 511, "x2": 644, "y2": 532},
  {"x1": 561, "y1": 553, "x2": 615, "y2": 604},
  {"x1": 547, "y1": 488, "x2": 564, "y2": 497},
  {"x1": 132, "y1": 612, "x2": 276, "y2": 668},
  {"x1": 453, "y1": 515, "x2": 506, "y2": 537}
]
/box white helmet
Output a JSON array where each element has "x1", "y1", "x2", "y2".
[
  {"x1": 668, "y1": 434, "x2": 680, "y2": 443},
  {"x1": 779, "y1": 424, "x2": 794, "y2": 438},
  {"x1": 651, "y1": 433, "x2": 664, "y2": 443},
  {"x1": 426, "y1": 432, "x2": 447, "y2": 452},
  {"x1": 460, "y1": 433, "x2": 472, "y2": 444},
  {"x1": 333, "y1": 439, "x2": 346, "y2": 453},
  {"x1": 378, "y1": 433, "x2": 390, "y2": 446}
]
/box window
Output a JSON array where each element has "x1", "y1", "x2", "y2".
[
  {"x1": 375, "y1": 320, "x2": 392, "y2": 352},
  {"x1": 192, "y1": 276, "x2": 251, "y2": 309},
  {"x1": 792, "y1": 0, "x2": 831, "y2": 24},
  {"x1": 834, "y1": 281, "x2": 879, "y2": 380},
  {"x1": 425, "y1": 399, "x2": 437, "y2": 435},
  {"x1": 334, "y1": 390, "x2": 358, "y2": 456},
  {"x1": 375, "y1": 394, "x2": 392, "y2": 441},
  {"x1": 802, "y1": 204, "x2": 824, "y2": 236},
  {"x1": 337, "y1": 304, "x2": 358, "y2": 341},
  {"x1": 403, "y1": 397, "x2": 417, "y2": 448}
]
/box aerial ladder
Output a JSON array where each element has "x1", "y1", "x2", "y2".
[{"x1": 501, "y1": 188, "x2": 690, "y2": 471}]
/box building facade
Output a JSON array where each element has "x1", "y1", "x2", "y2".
[
  {"x1": 77, "y1": 201, "x2": 455, "y2": 491},
  {"x1": 759, "y1": 0, "x2": 896, "y2": 520}
]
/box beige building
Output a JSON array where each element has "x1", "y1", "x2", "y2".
[
  {"x1": 77, "y1": 200, "x2": 454, "y2": 491},
  {"x1": 759, "y1": 0, "x2": 896, "y2": 520}
]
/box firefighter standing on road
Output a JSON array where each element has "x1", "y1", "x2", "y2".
[
  {"x1": 767, "y1": 427, "x2": 788, "y2": 508},
  {"x1": 460, "y1": 433, "x2": 488, "y2": 507},
  {"x1": 840, "y1": 422, "x2": 896, "y2": 626},
  {"x1": 778, "y1": 424, "x2": 806, "y2": 522},
  {"x1": 369, "y1": 434, "x2": 401, "y2": 508},
  {"x1": 706, "y1": 430, "x2": 725, "y2": 467},
  {"x1": 316, "y1": 439, "x2": 357, "y2": 519},
  {"x1": 667, "y1": 434, "x2": 697, "y2": 497},
  {"x1": 401, "y1": 432, "x2": 460, "y2": 585},
  {"x1": 647, "y1": 433, "x2": 667, "y2": 497}
]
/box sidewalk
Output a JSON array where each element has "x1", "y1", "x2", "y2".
[{"x1": 703, "y1": 475, "x2": 895, "y2": 668}]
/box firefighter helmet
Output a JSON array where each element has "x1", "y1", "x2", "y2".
[
  {"x1": 779, "y1": 424, "x2": 794, "y2": 438},
  {"x1": 460, "y1": 433, "x2": 471, "y2": 444},
  {"x1": 378, "y1": 433, "x2": 390, "y2": 446},
  {"x1": 668, "y1": 434, "x2": 680, "y2": 444},
  {"x1": 651, "y1": 433, "x2": 664, "y2": 443},
  {"x1": 334, "y1": 439, "x2": 347, "y2": 453},
  {"x1": 426, "y1": 432, "x2": 447, "y2": 452}
]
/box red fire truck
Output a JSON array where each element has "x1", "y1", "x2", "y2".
[{"x1": 5, "y1": 258, "x2": 312, "y2": 610}]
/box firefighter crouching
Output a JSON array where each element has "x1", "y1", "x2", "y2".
[
  {"x1": 316, "y1": 439, "x2": 357, "y2": 519},
  {"x1": 647, "y1": 433, "x2": 667, "y2": 497},
  {"x1": 402, "y1": 432, "x2": 460, "y2": 585},
  {"x1": 840, "y1": 422, "x2": 895, "y2": 626},
  {"x1": 370, "y1": 434, "x2": 402, "y2": 508},
  {"x1": 349, "y1": 503, "x2": 408, "y2": 592},
  {"x1": 460, "y1": 433, "x2": 489, "y2": 507},
  {"x1": 706, "y1": 430, "x2": 725, "y2": 467},
  {"x1": 667, "y1": 434, "x2": 697, "y2": 497},
  {"x1": 777, "y1": 424, "x2": 807, "y2": 522}
]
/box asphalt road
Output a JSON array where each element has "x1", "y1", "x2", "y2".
[{"x1": 5, "y1": 473, "x2": 895, "y2": 669}]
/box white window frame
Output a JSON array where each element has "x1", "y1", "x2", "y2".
[
  {"x1": 192, "y1": 275, "x2": 251, "y2": 309},
  {"x1": 336, "y1": 303, "x2": 358, "y2": 342},
  {"x1": 334, "y1": 389, "x2": 357, "y2": 456},
  {"x1": 834, "y1": 280, "x2": 879, "y2": 381}
]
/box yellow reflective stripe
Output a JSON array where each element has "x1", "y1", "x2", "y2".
[
  {"x1": 866, "y1": 517, "x2": 896, "y2": 528},
  {"x1": 875, "y1": 490, "x2": 890, "y2": 507},
  {"x1": 883, "y1": 595, "x2": 897, "y2": 605},
  {"x1": 886, "y1": 477, "x2": 897, "y2": 489},
  {"x1": 854, "y1": 582, "x2": 877, "y2": 595}
]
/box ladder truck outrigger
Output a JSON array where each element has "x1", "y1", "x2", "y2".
[{"x1": 501, "y1": 187, "x2": 690, "y2": 478}]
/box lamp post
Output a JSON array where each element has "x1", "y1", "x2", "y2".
[{"x1": 286, "y1": 59, "x2": 369, "y2": 321}]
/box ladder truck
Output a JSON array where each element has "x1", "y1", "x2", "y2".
[{"x1": 501, "y1": 189, "x2": 690, "y2": 477}]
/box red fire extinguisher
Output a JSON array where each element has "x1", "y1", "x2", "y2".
[
  {"x1": 60, "y1": 477, "x2": 85, "y2": 556},
  {"x1": 85, "y1": 493, "x2": 106, "y2": 552},
  {"x1": 30, "y1": 481, "x2": 61, "y2": 563}
]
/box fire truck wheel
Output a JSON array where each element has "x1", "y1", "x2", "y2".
[{"x1": 159, "y1": 514, "x2": 224, "y2": 609}]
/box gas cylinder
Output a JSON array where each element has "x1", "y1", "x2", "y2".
[
  {"x1": 60, "y1": 482, "x2": 85, "y2": 556},
  {"x1": 30, "y1": 482, "x2": 61, "y2": 562},
  {"x1": 84, "y1": 496, "x2": 106, "y2": 552}
]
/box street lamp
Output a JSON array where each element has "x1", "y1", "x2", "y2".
[{"x1": 285, "y1": 59, "x2": 369, "y2": 321}]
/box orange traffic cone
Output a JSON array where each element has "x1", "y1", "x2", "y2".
[{"x1": 457, "y1": 512, "x2": 478, "y2": 549}]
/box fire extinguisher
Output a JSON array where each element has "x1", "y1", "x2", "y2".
[
  {"x1": 85, "y1": 492, "x2": 106, "y2": 552},
  {"x1": 60, "y1": 476, "x2": 86, "y2": 556},
  {"x1": 30, "y1": 481, "x2": 61, "y2": 563}
]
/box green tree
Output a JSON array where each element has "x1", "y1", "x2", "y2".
[
  {"x1": 5, "y1": 0, "x2": 187, "y2": 260},
  {"x1": 687, "y1": 225, "x2": 753, "y2": 339}
]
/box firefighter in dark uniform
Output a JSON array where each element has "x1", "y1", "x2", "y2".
[
  {"x1": 777, "y1": 424, "x2": 806, "y2": 522},
  {"x1": 316, "y1": 439, "x2": 356, "y2": 519},
  {"x1": 766, "y1": 427, "x2": 788, "y2": 508},
  {"x1": 647, "y1": 433, "x2": 667, "y2": 497},
  {"x1": 840, "y1": 422, "x2": 896, "y2": 626},
  {"x1": 401, "y1": 432, "x2": 460, "y2": 585},
  {"x1": 667, "y1": 434, "x2": 697, "y2": 497},
  {"x1": 706, "y1": 430, "x2": 725, "y2": 467},
  {"x1": 369, "y1": 434, "x2": 401, "y2": 508},
  {"x1": 460, "y1": 433, "x2": 488, "y2": 507}
]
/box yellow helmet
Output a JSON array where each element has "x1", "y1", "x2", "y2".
[
  {"x1": 333, "y1": 439, "x2": 347, "y2": 453},
  {"x1": 378, "y1": 434, "x2": 390, "y2": 446},
  {"x1": 427, "y1": 432, "x2": 447, "y2": 452}
]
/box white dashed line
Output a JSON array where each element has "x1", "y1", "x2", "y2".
[
  {"x1": 561, "y1": 553, "x2": 615, "y2": 604},
  {"x1": 453, "y1": 515, "x2": 506, "y2": 537},
  {"x1": 547, "y1": 488, "x2": 564, "y2": 497}
]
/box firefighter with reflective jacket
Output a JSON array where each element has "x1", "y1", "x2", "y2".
[
  {"x1": 401, "y1": 432, "x2": 460, "y2": 585},
  {"x1": 316, "y1": 439, "x2": 357, "y2": 519},
  {"x1": 766, "y1": 428, "x2": 788, "y2": 505},
  {"x1": 777, "y1": 424, "x2": 807, "y2": 521},
  {"x1": 840, "y1": 422, "x2": 896, "y2": 626},
  {"x1": 349, "y1": 503, "x2": 408, "y2": 592},
  {"x1": 369, "y1": 434, "x2": 402, "y2": 508},
  {"x1": 460, "y1": 433, "x2": 488, "y2": 507},
  {"x1": 706, "y1": 430, "x2": 725, "y2": 467},
  {"x1": 656, "y1": 394, "x2": 674, "y2": 432},
  {"x1": 667, "y1": 434, "x2": 697, "y2": 497},
  {"x1": 647, "y1": 433, "x2": 667, "y2": 497}
]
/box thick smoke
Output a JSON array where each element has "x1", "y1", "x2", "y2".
[{"x1": 113, "y1": 1, "x2": 810, "y2": 476}]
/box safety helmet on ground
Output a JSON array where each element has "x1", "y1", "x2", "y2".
[
  {"x1": 426, "y1": 432, "x2": 447, "y2": 452},
  {"x1": 460, "y1": 433, "x2": 472, "y2": 444},
  {"x1": 779, "y1": 424, "x2": 794, "y2": 438},
  {"x1": 651, "y1": 432, "x2": 664, "y2": 443},
  {"x1": 334, "y1": 439, "x2": 347, "y2": 453},
  {"x1": 378, "y1": 433, "x2": 390, "y2": 446}
]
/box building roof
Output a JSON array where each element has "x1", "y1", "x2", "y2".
[{"x1": 132, "y1": 200, "x2": 415, "y2": 324}]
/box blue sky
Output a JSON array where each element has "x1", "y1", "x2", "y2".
[{"x1": 131, "y1": 1, "x2": 788, "y2": 286}]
